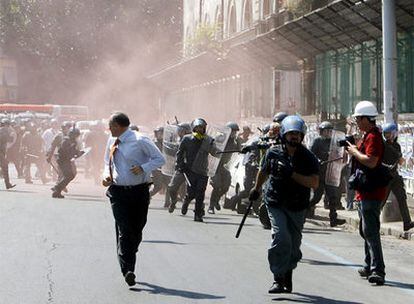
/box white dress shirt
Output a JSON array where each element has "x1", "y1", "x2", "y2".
[{"x1": 104, "y1": 129, "x2": 165, "y2": 186}]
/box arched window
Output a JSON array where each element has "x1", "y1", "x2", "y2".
[
  {"x1": 263, "y1": 0, "x2": 271, "y2": 17},
  {"x1": 228, "y1": 3, "x2": 237, "y2": 36},
  {"x1": 242, "y1": 0, "x2": 253, "y2": 30}
]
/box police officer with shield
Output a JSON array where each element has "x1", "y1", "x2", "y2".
[
  {"x1": 208, "y1": 122, "x2": 241, "y2": 214},
  {"x1": 249, "y1": 115, "x2": 319, "y2": 293},
  {"x1": 0, "y1": 119, "x2": 16, "y2": 189},
  {"x1": 308, "y1": 121, "x2": 346, "y2": 227}
]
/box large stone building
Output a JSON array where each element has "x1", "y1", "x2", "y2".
[
  {"x1": 148, "y1": 0, "x2": 413, "y2": 123},
  {"x1": 0, "y1": 47, "x2": 18, "y2": 103}
]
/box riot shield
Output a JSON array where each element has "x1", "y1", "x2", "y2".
[
  {"x1": 325, "y1": 130, "x2": 346, "y2": 187},
  {"x1": 207, "y1": 125, "x2": 231, "y2": 177},
  {"x1": 161, "y1": 124, "x2": 180, "y2": 176}
]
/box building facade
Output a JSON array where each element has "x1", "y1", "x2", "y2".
[
  {"x1": 0, "y1": 47, "x2": 18, "y2": 103},
  {"x1": 149, "y1": 0, "x2": 413, "y2": 123}
]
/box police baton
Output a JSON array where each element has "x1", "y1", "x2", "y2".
[
  {"x1": 235, "y1": 200, "x2": 254, "y2": 238},
  {"x1": 183, "y1": 172, "x2": 192, "y2": 187},
  {"x1": 320, "y1": 156, "x2": 344, "y2": 166},
  {"x1": 46, "y1": 158, "x2": 60, "y2": 174}
]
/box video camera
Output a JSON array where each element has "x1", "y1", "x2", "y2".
[{"x1": 337, "y1": 135, "x2": 355, "y2": 147}]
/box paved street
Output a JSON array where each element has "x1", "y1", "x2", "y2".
[{"x1": 1, "y1": 177, "x2": 414, "y2": 304}]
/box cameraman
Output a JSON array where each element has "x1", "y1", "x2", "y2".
[
  {"x1": 249, "y1": 115, "x2": 319, "y2": 294},
  {"x1": 345, "y1": 101, "x2": 387, "y2": 285}
]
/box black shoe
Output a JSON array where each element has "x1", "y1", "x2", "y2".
[
  {"x1": 330, "y1": 218, "x2": 346, "y2": 227},
  {"x1": 194, "y1": 216, "x2": 203, "y2": 222},
  {"x1": 358, "y1": 267, "x2": 371, "y2": 278},
  {"x1": 52, "y1": 192, "x2": 64, "y2": 198},
  {"x1": 268, "y1": 280, "x2": 285, "y2": 294},
  {"x1": 207, "y1": 207, "x2": 215, "y2": 214},
  {"x1": 403, "y1": 221, "x2": 414, "y2": 232},
  {"x1": 168, "y1": 203, "x2": 176, "y2": 214},
  {"x1": 284, "y1": 270, "x2": 292, "y2": 293},
  {"x1": 6, "y1": 183, "x2": 16, "y2": 190},
  {"x1": 181, "y1": 202, "x2": 189, "y2": 215},
  {"x1": 124, "y1": 271, "x2": 136, "y2": 286},
  {"x1": 215, "y1": 202, "x2": 221, "y2": 211},
  {"x1": 368, "y1": 272, "x2": 385, "y2": 285}
]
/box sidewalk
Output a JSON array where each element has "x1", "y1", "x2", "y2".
[{"x1": 310, "y1": 203, "x2": 414, "y2": 241}]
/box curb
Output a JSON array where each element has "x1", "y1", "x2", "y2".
[{"x1": 313, "y1": 207, "x2": 414, "y2": 241}]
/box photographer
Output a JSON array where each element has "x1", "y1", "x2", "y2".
[
  {"x1": 345, "y1": 101, "x2": 387, "y2": 286},
  {"x1": 249, "y1": 115, "x2": 319, "y2": 294}
]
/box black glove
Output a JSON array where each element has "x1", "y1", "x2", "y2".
[
  {"x1": 276, "y1": 157, "x2": 293, "y2": 178},
  {"x1": 241, "y1": 145, "x2": 253, "y2": 154},
  {"x1": 249, "y1": 189, "x2": 261, "y2": 201}
]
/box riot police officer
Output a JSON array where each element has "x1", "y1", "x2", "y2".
[
  {"x1": 0, "y1": 119, "x2": 16, "y2": 189},
  {"x1": 249, "y1": 115, "x2": 319, "y2": 293},
  {"x1": 21, "y1": 123, "x2": 48, "y2": 184},
  {"x1": 309, "y1": 121, "x2": 346, "y2": 227},
  {"x1": 176, "y1": 118, "x2": 218, "y2": 222},
  {"x1": 150, "y1": 126, "x2": 168, "y2": 197},
  {"x1": 167, "y1": 122, "x2": 191, "y2": 212},
  {"x1": 208, "y1": 122, "x2": 241, "y2": 214},
  {"x1": 382, "y1": 122, "x2": 414, "y2": 231},
  {"x1": 51, "y1": 128, "x2": 84, "y2": 198}
]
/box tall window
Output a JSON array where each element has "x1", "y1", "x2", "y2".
[
  {"x1": 242, "y1": 0, "x2": 253, "y2": 30},
  {"x1": 228, "y1": 3, "x2": 237, "y2": 36},
  {"x1": 263, "y1": 0, "x2": 271, "y2": 17}
]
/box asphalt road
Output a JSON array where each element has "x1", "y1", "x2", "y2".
[{"x1": 1, "y1": 178, "x2": 414, "y2": 304}]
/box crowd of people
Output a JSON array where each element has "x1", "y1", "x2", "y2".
[{"x1": 2, "y1": 101, "x2": 414, "y2": 292}]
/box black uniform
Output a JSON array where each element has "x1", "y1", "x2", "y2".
[
  {"x1": 209, "y1": 136, "x2": 241, "y2": 212},
  {"x1": 51, "y1": 136, "x2": 83, "y2": 196},
  {"x1": 21, "y1": 129, "x2": 47, "y2": 184},
  {"x1": 0, "y1": 126, "x2": 14, "y2": 188},
  {"x1": 309, "y1": 136, "x2": 343, "y2": 226},
  {"x1": 382, "y1": 140, "x2": 413, "y2": 229},
  {"x1": 176, "y1": 134, "x2": 218, "y2": 221}
]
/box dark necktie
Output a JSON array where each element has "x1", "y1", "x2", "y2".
[{"x1": 109, "y1": 138, "x2": 120, "y2": 182}]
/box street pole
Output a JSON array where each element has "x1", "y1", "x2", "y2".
[{"x1": 382, "y1": 0, "x2": 398, "y2": 124}]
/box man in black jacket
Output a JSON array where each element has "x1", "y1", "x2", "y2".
[
  {"x1": 176, "y1": 118, "x2": 218, "y2": 222},
  {"x1": 249, "y1": 115, "x2": 319, "y2": 294}
]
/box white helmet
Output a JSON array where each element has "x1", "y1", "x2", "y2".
[{"x1": 352, "y1": 101, "x2": 378, "y2": 117}]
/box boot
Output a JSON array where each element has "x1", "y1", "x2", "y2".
[
  {"x1": 181, "y1": 201, "x2": 189, "y2": 215},
  {"x1": 368, "y1": 272, "x2": 385, "y2": 285},
  {"x1": 330, "y1": 218, "x2": 346, "y2": 227},
  {"x1": 5, "y1": 183, "x2": 16, "y2": 189},
  {"x1": 268, "y1": 277, "x2": 285, "y2": 294},
  {"x1": 358, "y1": 267, "x2": 370, "y2": 278},
  {"x1": 207, "y1": 207, "x2": 215, "y2": 214},
  {"x1": 284, "y1": 270, "x2": 292, "y2": 293},
  {"x1": 403, "y1": 221, "x2": 414, "y2": 232},
  {"x1": 168, "y1": 202, "x2": 176, "y2": 214}
]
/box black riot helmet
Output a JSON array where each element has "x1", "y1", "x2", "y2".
[
  {"x1": 226, "y1": 121, "x2": 240, "y2": 132},
  {"x1": 68, "y1": 127, "x2": 81, "y2": 139},
  {"x1": 318, "y1": 121, "x2": 334, "y2": 130},
  {"x1": 191, "y1": 118, "x2": 207, "y2": 132},
  {"x1": 272, "y1": 112, "x2": 288, "y2": 123}
]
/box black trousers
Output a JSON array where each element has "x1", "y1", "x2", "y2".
[
  {"x1": 106, "y1": 184, "x2": 150, "y2": 275},
  {"x1": 184, "y1": 171, "x2": 208, "y2": 217},
  {"x1": 0, "y1": 152, "x2": 11, "y2": 186},
  {"x1": 54, "y1": 159, "x2": 76, "y2": 193}
]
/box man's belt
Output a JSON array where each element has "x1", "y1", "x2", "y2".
[{"x1": 111, "y1": 183, "x2": 152, "y2": 190}]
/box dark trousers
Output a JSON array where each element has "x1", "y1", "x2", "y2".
[
  {"x1": 383, "y1": 175, "x2": 412, "y2": 224},
  {"x1": 209, "y1": 166, "x2": 231, "y2": 209},
  {"x1": 106, "y1": 184, "x2": 150, "y2": 275},
  {"x1": 54, "y1": 160, "x2": 76, "y2": 193},
  {"x1": 0, "y1": 152, "x2": 11, "y2": 186},
  {"x1": 184, "y1": 171, "x2": 208, "y2": 217},
  {"x1": 167, "y1": 171, "x2": 186, "y2": 207},
  {"x1": 358, "y1": 200, "x2": 385, "y2": 276},
  {"x1": 309, "y1": 179, "x2": 340, "y2": 221},
  {"x1": 23, "y1": 156, "x2": 47, "y2": 183}
]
